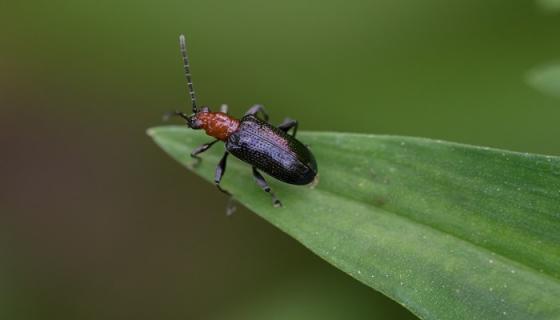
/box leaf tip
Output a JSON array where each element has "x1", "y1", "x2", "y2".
[{"x1": 146, "y1": 127, "x2": 157, "y2": 137}]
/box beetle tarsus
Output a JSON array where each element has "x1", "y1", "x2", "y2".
[
  {"x1": 163, "y1": 110, "x2": 190, "y2": 122},
  {"x1": 216, "y1": 183, "x2": 231, "y2": 196},
  {"x1": 252, "y1": 167, "x2": 282, "y2": 208},
  {"x1": 225, "y1": 197, "x2": 237, "y2": 216},
  {"x1": 277, "y1": 118, "x2": 298, "y2": 137}
]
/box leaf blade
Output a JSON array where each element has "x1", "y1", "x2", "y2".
[{"x1": 148, "y1": 126, "x2": 560, "y2": 320}]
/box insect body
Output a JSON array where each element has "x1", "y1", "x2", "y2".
[{"x1": 168, "y1": 34, "x2": 318, "y2": 207}]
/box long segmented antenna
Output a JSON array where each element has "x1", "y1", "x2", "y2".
[{"x1": 179, "y1": 34, "x2": 197, "y2": 113}]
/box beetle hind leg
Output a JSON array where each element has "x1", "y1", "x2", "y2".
[
  {"x1": 277, "y1": 118, "x2": 298, "y2": 137},
  {"x1": 244, "y1": 104, "x2": 269, "y2": 122},
  {"x1": 252, "y1": 167, "x2": 282, "y2": 207}
]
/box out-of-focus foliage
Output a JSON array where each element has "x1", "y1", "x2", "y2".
[
  {"x1": 527, "y1": 64, "x2": 560, "y2": 98},
  {"x1": 537, "y1": 0, "x2": 560, "y2": 12}
]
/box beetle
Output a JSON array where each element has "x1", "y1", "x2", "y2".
[{"x1": 167, "y1": 34, "x2": 318, "y2": 207}]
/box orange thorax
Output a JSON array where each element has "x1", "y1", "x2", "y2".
[{"x1": 195, "y1": 112, "x2": 240, "y2": 141}]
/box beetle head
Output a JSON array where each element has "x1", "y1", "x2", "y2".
[
  {"x1": 163, "y1": 107, "x2": 210, "y2": 129},
  {"x1": 188, "y1": 107, "x2": 211, "y2": 129}
]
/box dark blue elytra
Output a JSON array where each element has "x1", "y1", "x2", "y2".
[{"x1": 227, "y1": 115, "x2": 317, "y2": 185}]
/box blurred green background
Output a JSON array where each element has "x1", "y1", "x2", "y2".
[{"x1": 2, "y1": 0, "x2": 559, "y2": 319}]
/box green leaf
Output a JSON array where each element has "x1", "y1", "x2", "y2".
[
  {"x1": 527, "y1": 63, "x2": 560, "y2": 98},
  {"x1": 148, "y1": 126, "x2": 560, "y2": 320}
]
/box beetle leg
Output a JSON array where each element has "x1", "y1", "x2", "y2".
[
  {"x1": 220, "y1": 104, "x2": 229, "y2": 114},
  {"x1": 190, "y1": 139, "x2": 219, "y2": 167},
  {"x1": 215, "y1": 152, "x2": 231, "y2": 195},
  {"x1": 225, "y1": 197, "x2": 237, "y2": 216},
  {"x1": 277, "y1": 118, "x2": 298, "y2": 137},
  {"x1": 162, "y1": 110, "x2": 189, "y2": 122},
  {"x1": 252, "y1": 167, "x2": 282, "y2": 207},
  {"x1": 244, "y1": 104, "x2": 269, "y2": 122}
]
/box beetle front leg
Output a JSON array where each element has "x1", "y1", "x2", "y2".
[
  {"x1": 277, "y1": 118, "x2": 298, "y2": 137},
  {"x1": 252, "y1": 167, "x2": 282, "y2": 207},
  {"x1": 215, "y1": 151, "x2": 231, "y2": 195},
  {"x1": 190, "y1": 139, "x2": 219, "y2": 167},
  {"x1": 244, "y1": 104, "x2": 269, "y2": 122},
  {"x1": 162, "y1": 110, "x2": 189, "y2": 122}
]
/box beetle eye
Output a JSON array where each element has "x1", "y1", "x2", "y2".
[{"x1": 189, "y1": 116, "x2": 203, "y2": 129}]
